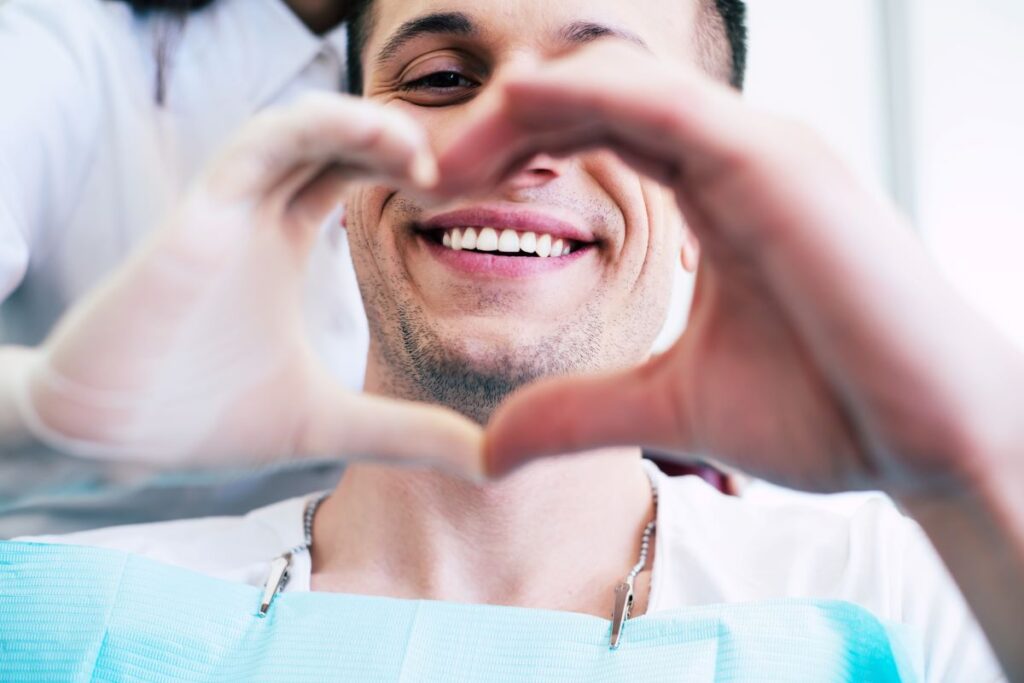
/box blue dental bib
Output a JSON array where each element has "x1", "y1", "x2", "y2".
[{"x1": 0, "y1": 542, "x2": 920, "y2": 682}]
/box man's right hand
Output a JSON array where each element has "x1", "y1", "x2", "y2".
[{"x1": 3, "y1": 94, "x2": 483, "y2": 475}]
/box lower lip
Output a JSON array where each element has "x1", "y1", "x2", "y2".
[{"x1": 418, "y1": 234, "x2": 593, "y2": 277}]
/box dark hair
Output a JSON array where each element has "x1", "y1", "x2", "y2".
[
  {"x1": 713, "y1": 0, "x2": 747, "y2": 89},
  {"x1": 346, "y1": 0, "x2": 748, "y2": 95}
]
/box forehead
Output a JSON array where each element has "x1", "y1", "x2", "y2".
[{"x1": 364, "y1": 0, "x2": 702, "y2": 63}]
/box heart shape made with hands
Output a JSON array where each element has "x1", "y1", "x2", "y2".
[{"x1": 18, "y1": 38, "x2": 996, "y2": 503}]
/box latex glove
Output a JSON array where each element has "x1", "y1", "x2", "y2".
[
  {"x1": 5, "y1": 94, "x2": 482, "y2": 475},
  {"x1": 437, "y1": 41, "x2": 1024, "y2": 498}
]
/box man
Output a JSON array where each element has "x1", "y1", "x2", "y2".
[{"x1": 11, "y1": 0, "x2": 1014, "y2": 679}]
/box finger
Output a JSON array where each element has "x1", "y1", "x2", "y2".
[
  {"x1": 204, "y1": 94, "x2": 437, "y2": 204},
  {"x1": 437, "y1": 41, "x2": 755, "y2": 197},
  {"x1": 303, "y1": 381, "x2": 486, "y2": 479},
  {"x1": 484, "y1": 355, "x2": 688, "y2": 477}
]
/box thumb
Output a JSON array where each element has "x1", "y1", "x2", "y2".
[
  {"x1": 484, "y1": 356, "x2": 687, "y2": 477},
  {"x1": 303, "y1": 382, "x2": 486, "y2": 479}
]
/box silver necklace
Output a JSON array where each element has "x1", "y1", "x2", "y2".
[{"x1": 260, "y1": 471, "x2": 658, "y2": 650}]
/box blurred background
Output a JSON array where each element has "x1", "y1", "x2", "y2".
[{"x1": 745, "y1": 0, "x2": 1024, "y2": 350}]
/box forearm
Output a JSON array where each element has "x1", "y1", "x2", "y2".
[
  {"x1": 0, "y1": 345, "x2": 36, "y2": 448},
  {"x1": 898, "y1": 440, "x2": 1024, "y2": 680}
]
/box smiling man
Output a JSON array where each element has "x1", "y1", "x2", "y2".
[{"x1": 12, "y1": 0, "x2": 1007, "y2": 679}]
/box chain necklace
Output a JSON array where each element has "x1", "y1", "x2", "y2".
[{"x1": 260, "y1": 469, "x2": 658, "y2": 650}]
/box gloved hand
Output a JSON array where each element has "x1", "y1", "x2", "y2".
[
  {"x1": 3, "y1": 94, "x2": 482, "y2": 474},
  {"x1": 438, "y1": 41, "x2": 1024, "y2": 499}
]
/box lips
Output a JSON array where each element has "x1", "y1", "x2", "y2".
[{"x1": 414, "y1": 206, "x2": 597, "y2": 277}]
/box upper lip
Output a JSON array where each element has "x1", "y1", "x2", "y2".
[{"x1": 416, "y1": 205, "x2": 597, "y2": 244}]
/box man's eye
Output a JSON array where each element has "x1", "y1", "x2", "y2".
[{"x1": 401, "y1": 71, "x2": 478, "y2": 92}]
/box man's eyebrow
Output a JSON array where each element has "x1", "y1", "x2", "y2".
[
  {"x1": 560, "y1": 21, "x2": 649, "y2": 51},
  {"x1": 376, "y1": 12, "x2": 476, "y2": 64}
]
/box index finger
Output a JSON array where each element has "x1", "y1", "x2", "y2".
[
  {"x1": 436, "y1": 40, "x2": 757, "y2": 197},
  {"x1": 203, "y1": 93, "x2": 438, "y2": 204}
]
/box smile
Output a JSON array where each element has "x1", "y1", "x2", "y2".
[{"x1": 412, "y1": 205, "x2": 599, "y2": 277}]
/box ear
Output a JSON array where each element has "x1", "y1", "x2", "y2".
[{"x1": 680, "y1": 226, "x2": 700, "y2": 273}]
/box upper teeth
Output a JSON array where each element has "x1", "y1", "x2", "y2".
[{"x1": 440, "y1": 227, "x2": 573, "y2": 257}]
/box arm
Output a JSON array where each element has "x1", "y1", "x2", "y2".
[
  {"x1": 454, "y1": 41, "x2": 1024, "y2": 677},
  {"x1": 901, "y1": 461, "x2": 1024, "y2": 679}
]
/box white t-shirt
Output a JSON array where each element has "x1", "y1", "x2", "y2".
[
  {"x1": 26, "y1": 462, "x2": 1004, "y2": 682},
  {"x1": 0, "y1": 0, "x2": 365, "y2": 534}
]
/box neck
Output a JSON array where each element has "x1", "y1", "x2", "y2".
[
  {"x1": 283, "y1": 0, "x2": 348, "y2": 35},
  {"x1": 313, "y1": 452, "x2": 655, "y2": 615},
  {"x1": 313, "y1": 353, "x2": 658, "y2": 615}
]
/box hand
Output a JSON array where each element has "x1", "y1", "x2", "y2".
[
  {"x1": 13, "y1": 94, "x2": 482, "y2": 474},
  {"x1": 444, "y1": 41, "x2": 1024, "y2": 498}
]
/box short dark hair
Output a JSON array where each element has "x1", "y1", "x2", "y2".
[
  {"x1": 346, "y1": 0, "x2": 748, "y2": 95},
  {"x1": 711, "y1": 0, "x2": 748, "y2": 89}
]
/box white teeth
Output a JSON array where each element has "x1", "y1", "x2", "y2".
[
  {"x1": 498, "y1": 229, "x2": 520, "y2": 253},
  {"x1": 476, "y1": 227, "x2": 499, "y2": 251},
  {"x1": 438, "y1": 227, "x2": 578, "y2": 257},
  {"x1": 536, "y1": 233, "x2": 552, "y2": 258},
  {"x1": 520, "y1": 232, "x2": 537, "y2": 254}
]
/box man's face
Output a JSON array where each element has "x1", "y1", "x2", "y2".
[{"x1": 345, "y1": 0, "x2": 704, "y2": 421}]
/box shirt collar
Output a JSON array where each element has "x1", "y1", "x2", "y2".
[
  {"x1": 246, "y1": 0, "x2": 348, "y2": 107},
  {"x1": 172, "y1": 0, "x2": 348, "y2": 112}
]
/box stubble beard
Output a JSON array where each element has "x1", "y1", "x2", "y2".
[{"x1": 369, "y1": 298, "x2": 605, "y2": 426}]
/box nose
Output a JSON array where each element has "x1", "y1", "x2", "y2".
[{"x1": 502, "y1": 153, "x2": 570, "y2": 192}]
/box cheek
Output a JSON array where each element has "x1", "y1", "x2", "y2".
[
  {"x1": 618, "y1": 179, "x2": 682, "y2": 354},
  {"x1": 587, "y1": 154, "x2": 678, "y2": 290},
  {"x1": 342, "y1": 185, "x2": 397, "y2": 273}
]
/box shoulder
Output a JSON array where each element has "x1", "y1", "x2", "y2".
[
  {"x1": 18, "y1": 493, "x2": 314, "y2": 578},
  {"x1": 651, "y1": 470, "x2": 1003, "y2": 681},
  {"x1": 0, "y1": 0, "x2": 135, "y2": 59},
  {"x1": 0, "y1": 0, "x2": 158, "y2": 114},
  {"x1": 659, "y1": 472, "x2": 910, "y2": 558},
  {"x1": 0, "y1": 0, "x2": 141, "y2": 219},
  {"x1": 652, "y1": 469, "x2": 918, "y2": 614}
]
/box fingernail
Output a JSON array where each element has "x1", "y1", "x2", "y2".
[{"x1": 410, "y1": 151, "x2": 439, "y2": 188}]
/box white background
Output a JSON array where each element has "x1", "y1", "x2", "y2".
[{"x1": 744, "y1": 0, "x2": 1024, "y2": 350}]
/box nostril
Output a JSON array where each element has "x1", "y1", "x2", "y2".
[{"x1": 504, "y1": 157, "x2": 562, "y2": 191}]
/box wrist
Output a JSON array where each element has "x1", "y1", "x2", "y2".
[{"x1": 893, "y1": 439, "x2": 1024, "y2": 680}]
